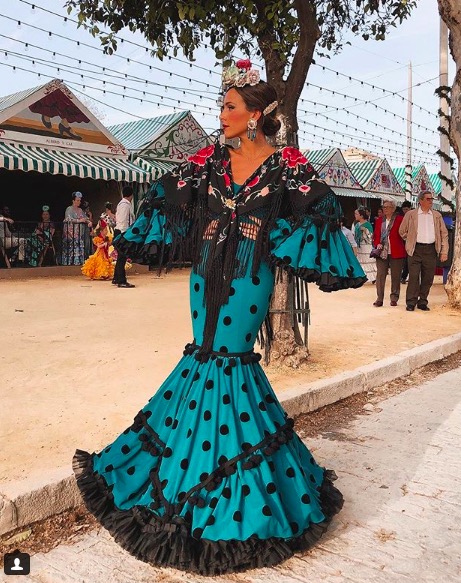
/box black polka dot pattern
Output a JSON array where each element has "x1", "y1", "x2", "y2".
[
  {"x1": 121, "y1": 445, "x2": 130, "y2": 454},
  {"x1": 223, "y1": 316, "x2": 232, "y2": 326},
  {"x1": 250, "y1": 305, "x2": 258, "y2": 314}
]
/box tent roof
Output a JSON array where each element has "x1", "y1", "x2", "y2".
[
  {"x1": 304, "y1": 148, "x2": 337, "y2": 168},
  {"x1": 0, "y1": 82, "x2": 48, "y2": 114},
  {"x1": 392, "y1": 165, "x2": 423, "y2": 189},
  {"x1": 347, "y1": 159, "x2": 382, "y2": 187},
  {"x1": 429, "y1": 172, "x2": 442, "y2": 195},
  {"x1": 109, "y1": 111, "x2": 190, "y2": 151},
  {"x1": 0, "y1": 141, "x2": 150, "y2": 182}
]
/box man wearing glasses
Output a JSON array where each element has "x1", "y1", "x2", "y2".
[{"x1": 399, "y1": 191, "x2": 449, "y2": 311}]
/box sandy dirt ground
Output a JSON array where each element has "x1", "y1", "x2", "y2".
[{"x1": 1, "y1": 270, "x2": 460, "y2": 486}]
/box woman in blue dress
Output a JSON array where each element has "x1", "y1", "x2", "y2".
[{"x1": 73, "y1": 61, "x2": 366, "y2": 575}]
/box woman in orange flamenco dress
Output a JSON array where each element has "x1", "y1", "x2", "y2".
[{"x1": 81, "y1": 220, "x2": 114, "y2": 280}]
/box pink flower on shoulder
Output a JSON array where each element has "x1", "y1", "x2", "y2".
[
  {"x1": 281, "y1": 146, "x2": 308, "y2": 168},
  {"x1": 188, "y1": 144, "x2": 215, "y2": 167},
  {"x1": 299, "y1": 184, "x2": 311, "y2": 193},
  {"x1": 259, "y1": 186, "x2": 270, "y2": 196},
  {"x1": 177, "y1": 180, "x2": 187, "y2": 189}
]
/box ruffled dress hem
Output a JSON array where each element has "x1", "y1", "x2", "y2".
[{"x1": 72, "y1": 448, "x2": 343, "y2": 576}]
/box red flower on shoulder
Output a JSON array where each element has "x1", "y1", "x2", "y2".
[
  {"x1": 247, "y1": 176, "x2": 260, "y2": 188},
  {"x1": 223, "y1": 173, "x2": 231, "y2": 188},
  {"x1": 188, "y1": 144, "x2": 215, "y2": 166},
  {"x1": 281, "y1": 146, "x2": 308, "y2": 168}
]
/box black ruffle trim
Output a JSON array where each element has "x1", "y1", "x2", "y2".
[
  {"x1": 73, "y1": 450, "x2": 343, "y2": 575},
  {"x1": 270, "y1": 255, "x2": 367, "y2": 292}
]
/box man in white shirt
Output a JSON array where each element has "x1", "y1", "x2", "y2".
[
  {"x1": 399, "y1": 191, "x2": 449, "y2": 311},
  {"x1": 113, "y1": 186, "x2": 135, "y2": 288},
  {"x1": 340, "y1": 217, "x2": 358, "y2": 256}
]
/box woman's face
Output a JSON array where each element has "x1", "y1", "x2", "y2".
[
  {"x1": 42, "y1": 211, "x2": 50, "y2": 222},
  {"x1": 219, "y1": 88, "x2": 258, "y2": 140},
  {"x1": 73, "y1": 197, "x2": 81, "y2": 206},
  {"x1": 354, "y1": 210, "x2": 360, "y2": 221}
]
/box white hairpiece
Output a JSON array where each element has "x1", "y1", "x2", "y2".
[{"x1": 263, "y1": 101, "x2": 278, "y2": 116}]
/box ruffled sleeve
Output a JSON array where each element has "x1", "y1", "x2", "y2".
[
  {"x1": 115, "y1": 153, "x2": 206, "y2": 266},
  {"x1": 270, "y1": 152, "x2": 367, "y2": 291}
]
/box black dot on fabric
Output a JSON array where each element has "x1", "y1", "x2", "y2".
[
  {"x1": 206, "y1": 515, "x2": 215, "y2": 526},
  {"x1": 310, "y1": 474, "x2": 316, "y2": 483},
  {"x1": 161, "y1": 479, "x2": 168, "y2": 489},
  {"x1": 241, "y1": 383, "x2": 248, "y2": 393},
  {"x1": 192, "y1": 528, "x2": 203, "y2": 539},
  {"x1": 165, "y1": 416, "x2": 173, "y2": 427},
  {"x1": 178, "y1": 491, "x2": 186, "y2": 501},
  {"x1": 105, "y1": 447, "x2": 111, "y2": 453},
  {"x1": 184, "y1": 511, "x2": 192, "y2": 523},
  {"x1": 320, "y1": 239, "x2": 328, "y2": 249},
  {"x1": 241, "y1": 442, "x2": 252, "y2": 451},
  {"x1": 290, "y1": 522, "x2": 299, "y2": 534},
  {"x1": 105, "y1": 464, "x2": 114, "y2": 472},
  {"x1": 269, "y1": 461, "x2": 276, "y2": 472},
  {"x1": 220, "y1": 346, "x2": 228, "y2": 353},
  {"x1": 218, "y1": 455, "x2": 228, "y2": 465},
  {"x1": 189, "y1": 400, "x2": 197, "y2": 410},
  {"x1": 250, "y1": 304, "x2": 258, "y2": 314},
  {"x1": 262, "y1": 505, "x2": 272, "y2": 516},
  {"x1": 229, "y1": 286, "x2": 235, "y2": 296},
  {"x1": 315, "y1": 257, "x2": 321, "y2": 266},
  {"x1": 282, "y1": 228, "x2": 290, "y2": 236},
  {"x1": 283, "y1": 255, "x2": 292, "y2": 264},
  {"x1": 121, "y1": 445, "x2": 130, "y2": 454},
  {"x1": 222, "y1": 395, "x2": 231, "y2": 405},
  {"x1": 330, "y1": 265, "x2": 338, "y2": 273},
  {"x1": 123, "y1": 428, "x2": 130, "y2": 435},
  {"x1": 172, "y1": 419, "x2": 178, "y2": 429},
  {"x1": 163, "y1": 447, "x2": 173, "y2": 458},
  {"x1": 216, "y1": 359, "x2": 223, "y2": 368},
  {"x1": 240, "y1": 412, "x2": 250, "y2": 422},
  {"x1": 222, "y1": 488, "x2": 231, "y2": 499},
  {"x1": 233, "y1": 511, "x2": 242, "y2": 522},
  {"x1": 302, "y1": 493, "x2": 311, "y2": 504},
  {"x1": 202, "y1": 440, "x2": 211, "y2": 451},
  {"x1": 286, "y1": 467, "x2": 295, "y2": 478},
  {"x1": 180, "y1": 459, "x2": 189, "y2": 470},
  {"x1": 181, "y1": 369, "x2": 190, "y2": 378},
  {"x1": 252, "y1": 276, "x2": 260, "y2": 285},
  {"x1": 143, "y1": 210, "x2": 151, "y2": 218},
  {"x1": 265, "y1": 394, "x2": 275, "y2": 404},
  {"x1": 209, "y1": 497, "x2": 218, "y2": 508},
  {"x1": 200, "y1": 472, "x2": 209, "y2": 482},
  {"x1": 193, "y1": 310, "x2": 198, "y2": 319},
  {"x1": 194, "y1": 283, "x2": 200, "y2": 292},
  {"x1": 242, "y1": 485, "x2": 251, "y2": 497},
  {"x1": 258, "y1": 401, "x2": 267, "y2": 412},
  {"x1": 245, "y1": 333, "x2": 252, "y2": 342},
  {"x1": 306, "y1": 234, "x2": 314, "y2": 243},
  {"x1": 127, "y1": 466, "x2": 135, "y2": 475},
  {"x1": 131, "y1": 227, "x2": 140, "y2": 235},
  {"x1": 204, "y1": 410, "x2": 212, "y2": 421},
  {"x1": 266, "y1": 482, "x2": 276, "y2": 494},
  {"x1": 163, "y1": 390, "x2": 173, "y2": 400},
  {"x1": 223, "y1": 316, "x2": 232, "y2": 326},
  {"x1": 220, "y1": 424, "x2": 229, "y2": 435},
  {"x1": 187, "y1": 429, "x2": 192, "y2": 438},
  {"x1": 205, "y1": 380, "x2": 214, "y2": 390},
  {"x1": 224, "y1": 365, "x2": 232, "y2": 376}
]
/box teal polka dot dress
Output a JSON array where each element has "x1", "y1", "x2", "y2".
[{"x1": 73, "y1": 145, "x2": 365, "y2": 575}]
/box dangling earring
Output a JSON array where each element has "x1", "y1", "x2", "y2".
[{"x1": 247, "y1": 118, "x2": 257, "y2": 141}]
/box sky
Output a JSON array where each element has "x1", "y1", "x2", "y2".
[{"x1": 0, "y1": 0, "x2": 456, "y2": 173}]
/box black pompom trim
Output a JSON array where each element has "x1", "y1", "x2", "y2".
[{"x1": 73, "y1": 449, "x2": 343, "y2": 576}]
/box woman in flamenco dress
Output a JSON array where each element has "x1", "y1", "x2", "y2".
[
  {"x1": 73, "y1": 61, "x2": 366, "y2": 575},
  {"x1": 81, "y1": 220, "x2": 114, "y2": 280}
]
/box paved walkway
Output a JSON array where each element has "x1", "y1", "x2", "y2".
[{"x1": 7, "y1": 366, "x2": 461, "y2": 582}]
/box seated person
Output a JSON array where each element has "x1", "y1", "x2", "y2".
[
  {"x1": 0, "y1": 206, "x2": 26, "y2": 263},
  {"x1": 25, "y1": 206, "x2": 56, "y2": 267}
]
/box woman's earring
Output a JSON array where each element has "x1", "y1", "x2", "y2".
[{"x1": 247, "y1": 118, "x2": 257, "y2": 141}]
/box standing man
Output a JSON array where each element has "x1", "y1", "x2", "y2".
[
  {"x1": 372, "y1": 200, "x2": 406, "y2": 307},
  {"x1": 399, "y1": 191, "x2": 449, "y2": 311},
  {"x1": 113, "y1": 186, "x2": 135, "y2": 288}
]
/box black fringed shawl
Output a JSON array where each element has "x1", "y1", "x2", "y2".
[{"x1": 117, "y1": 142, "x2": 341, "y2": 354}]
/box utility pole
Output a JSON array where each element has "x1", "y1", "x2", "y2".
[
  {"x1": 405, "y1": 62, "x2": 413, "y2": 202},
  {"x1": 439, "y1": 19, "x2": 452, "y2": 203}
]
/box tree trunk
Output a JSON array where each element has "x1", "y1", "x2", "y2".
[
  {"x1": 255, "y1": 1, "x2": 320, "y2": 367},
  {"x1": 438, "y1": 0, "x2": 461, "y2": 307}
]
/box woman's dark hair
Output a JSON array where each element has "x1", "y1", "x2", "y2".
[
  {"x1": 234, "y1": 81, "x2": 281, "y2": 137},
  {"x1": 105, "y1": 201, "x2": 112, "y2": 210},
  {"x1": 356, "y1": 208, "x2": 368, "y2": 220}
]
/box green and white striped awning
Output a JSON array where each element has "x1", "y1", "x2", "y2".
[
  {"x1": 0, "y1": 141, "x2": 150, "y2": 182},
  {"x1": 135, "y1": 157, "x2": 178, "y2": 180},
  {"x1": 331, "y1": 187, "x2": 380, "y2": 199},
  {"x1": 429, "y1": 172, "x2": 442, "y2": 195},
  {"x1": 347, "y1": 159, "x2": 381, "y2": 187},
  {"x1": 304, "y1": 148, "x2": 336, "y2": 169}
]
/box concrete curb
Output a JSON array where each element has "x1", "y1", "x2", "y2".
[{"x1": 2, "y1": 331, "x2": 461, "y2": 537}]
